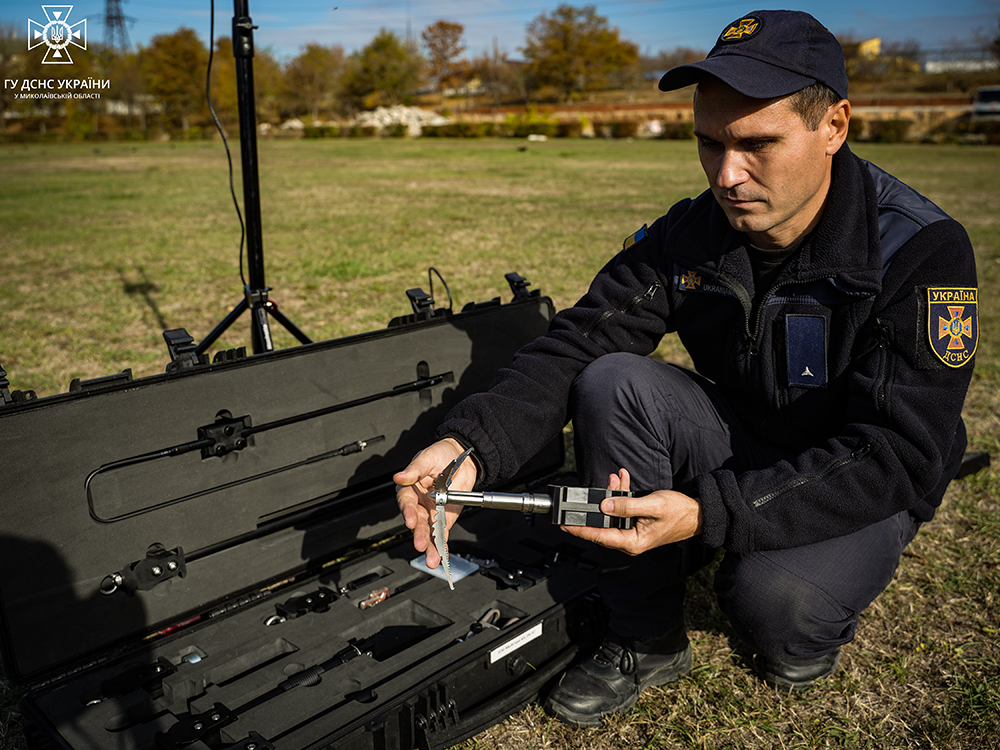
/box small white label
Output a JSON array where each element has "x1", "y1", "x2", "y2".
[{"x1": 489, "y1": 622, "x2": 543, "y2": 664}]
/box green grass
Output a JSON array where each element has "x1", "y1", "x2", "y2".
[
  {"x1": 1, "y1": 137, "x2": 998, "y2": 749},
  {"x1": 0, "y1": 138, "x2": 708, "y2": 395}
]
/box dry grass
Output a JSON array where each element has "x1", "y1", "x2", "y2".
[
  {"x1": 1, "y1": 137, "x2": 998, "y2": 749},
  {"x1": 458, "y1": 478, "x2": 1000, "y2": 750}
]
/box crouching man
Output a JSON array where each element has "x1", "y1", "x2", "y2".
[{"x1": 395, "y1": 9, "x2": 977, "y2": 727}]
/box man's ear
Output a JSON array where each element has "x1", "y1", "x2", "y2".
[{"x1": 825, "y1": 100, "x2": 851, "y2": 155}]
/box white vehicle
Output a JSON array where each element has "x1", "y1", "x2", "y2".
[{"x1": 971, "y1": 86, "x2": 1000, "y2": 120}]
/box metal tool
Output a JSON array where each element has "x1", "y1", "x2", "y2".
[
  {"x1": 430, "y1": 447, "x2": 473, "y2": 590},
  {"x1": 428, "y1": 448, "x2": 633, "y2": 590}
]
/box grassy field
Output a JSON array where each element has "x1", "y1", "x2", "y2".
[{"x1": 1, "y1": 137, "x2": 998, "y2": 749}]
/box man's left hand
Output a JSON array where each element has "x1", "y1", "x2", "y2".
[{"x1": 561, "y1": 468, "x2": 703, "y2": 555}]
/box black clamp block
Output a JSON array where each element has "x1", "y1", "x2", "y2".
[
  {"x1": 549, "y1": 486, "x2": 634, "y2": 529},
  {"x1": 198, "y1": 412, "x2": 253, "y2": 459},
  {"x1": 479, "y1": 562, "x2": 539, "y2": 592},
  {"x1": 232, "y1": 732, "x2": 274, "y2": 750},
  {"x1": 155, "y1": 703, "x2": 235, "y2": 750},
  {"x1": 100, "y1": 657, "x2": 177, "y2": 700},
  {"x1": 102, "y1": 543, "x2": 187, "y2": 597},
  {"x1": 274, "y1": 586, "x2": 338, "y2": 621}
]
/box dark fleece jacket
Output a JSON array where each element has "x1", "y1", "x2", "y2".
[{"x1": 437, "y1": 145, "x2": 977, "y2": 555}]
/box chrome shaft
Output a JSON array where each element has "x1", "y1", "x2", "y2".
[{"x1": 433, "y1": 490, "x2": 552, "y2": 514}]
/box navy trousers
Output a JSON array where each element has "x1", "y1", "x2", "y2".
[{"x1": 569, "y1": 353, "x2": 919, "y2": 663}]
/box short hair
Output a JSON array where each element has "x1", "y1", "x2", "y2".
[{"x1": 788, "y1": 82, "x2": 842, "y2": 130}]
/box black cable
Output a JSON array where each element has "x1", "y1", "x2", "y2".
[
  {"x1": 428, "y1": 267, "x2": 453, "y2": 311},
  {"x1": 84, "y1": 371, "x2": 449, "y2": 524},
  {"x1": 207, "y1": 0, "x2": 248, "y2": 288}
]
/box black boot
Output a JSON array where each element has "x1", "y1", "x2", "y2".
[
  {"x1": 755, "y1": 647, "x2": 842, "y2": 692},
  {"x1": 544, "y1": 627, "x2": 691, "y2": 727}
]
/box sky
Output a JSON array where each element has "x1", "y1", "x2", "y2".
[{"x1": 4, "y1": 0, "x2": 997, "y2": 64}]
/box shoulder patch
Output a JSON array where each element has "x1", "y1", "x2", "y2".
[
  {"x1": 622, "y1": 224, "x2": 648, "y2": 251},
  {"x1": 927, "y1": 288, "x2": 977, "y2": 368},
  {"x1": 679, "y1": 268, "x2": 702, "y2": 291},
  {"x1": 720, "y1": 16, "x2": 762, "y2": 43}
]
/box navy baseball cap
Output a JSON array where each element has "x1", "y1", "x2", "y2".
[{"x1": 658, "y1": 10, "x2": 848, "y2": 100}]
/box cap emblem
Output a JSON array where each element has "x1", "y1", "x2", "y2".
[{"x1": 720, "y1": 16, "x2": 762, "y2": 43}]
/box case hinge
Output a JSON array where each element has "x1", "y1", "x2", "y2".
[
  {"x1": 413, "y1": 683, "x2": 461, "y2": 750},
  {"x1": 0, "y1": 363, "x2": 36, "y2": 407},
  {"x1": 69, "y1": 369, "x2": 133, "y2": 393}
]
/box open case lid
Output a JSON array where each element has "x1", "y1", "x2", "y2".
[{"x1": 0, "y1": 292, "x2": 559, "y2": 684}]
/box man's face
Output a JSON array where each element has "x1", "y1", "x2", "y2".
[{"x1": 693, "y1": 78, "x2": 842, "y2": 249}]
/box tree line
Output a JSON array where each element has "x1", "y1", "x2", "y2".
[
  {"x1": 2, "y1": 4, "x2": 996, "y2": 139},
  {"x1": 1, "y1": 4, "x2": 681, "y2": 138}
]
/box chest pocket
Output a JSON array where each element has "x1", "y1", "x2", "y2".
[{"x1": 786, "y1": 314, "x2": 828, "y2": 388}]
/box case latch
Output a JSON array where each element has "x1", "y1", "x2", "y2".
[
  {"x1": 505, "y1": 272, "x2": 537, "y2": 300},
  {"x1": 406, "y1": 287, "x2": 436, "y2": 316},
  {"x1": 163, "y1": 328, "x2": 209, "y2": 372}
]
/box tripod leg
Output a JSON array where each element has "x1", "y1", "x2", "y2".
[
  {"x1": 266, "y1": 302, "x2": 313, "y2": 345},
  {"x1": 196, "y1": 297, "x2": 248, "y2": 356}
]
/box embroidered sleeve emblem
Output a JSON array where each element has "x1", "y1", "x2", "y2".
[
  {"x1": 679, "y1": 269, "x2": 702, "y2": 290},
  {"x1": 928, "y1": 288, "x2": 978, "y2": 368}
]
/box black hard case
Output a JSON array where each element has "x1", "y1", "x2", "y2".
[{"x1": 0, "y1": 288, "x2": 605, "y2": 750}]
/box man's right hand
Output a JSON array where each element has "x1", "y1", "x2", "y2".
[{"x1": 393, "y1": 438, "x2": 477, "y2": 569}]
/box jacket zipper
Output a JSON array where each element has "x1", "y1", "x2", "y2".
[
  {"x1": 716, "y1": 270, "x2": 754, "y2": 346},
  {"x1": 751, "y1": 443, "x2": 872, "y2": 509},
  {"x1": 582, "y1": 282, "x2": 660, "y2": 338},
  {"x1": 717, "y1": 271, "x2": 826, "y2": 356}
]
